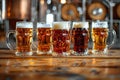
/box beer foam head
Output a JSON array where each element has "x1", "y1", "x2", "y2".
[
  {"x1": 16, "y1": 22, "x2": 33, "y2": 28},
  {"x1": 52, "y1": 22, "x2": 70, "y2": 30},
  {"x1": 37, "y1": 22, "x2": 51, "y2": 28},
  {"x1": 72, "y1": 22, "x2": 89, "y2": 28},
  {"x1": 92, "y1": 21, "x2": 108, "y2": 28}
]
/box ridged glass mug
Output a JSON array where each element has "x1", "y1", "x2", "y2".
[
  {"x1": 36, "y1": 22, "x2": 52, "y2": 55},
  {"x1": 52, "y1": 21, "x2": 71, "y2": 56},
  {"x1": 7, "y1": 21, "x2": 33, "y2": 56},
  {"x1": 91, "y1": 21, "x2": 116, "y2": 54},
  {"x1": 71, "y1": 22, "x2": 89, "y2": 55}
]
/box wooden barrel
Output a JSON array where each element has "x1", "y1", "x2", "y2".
[
  {"x1": 87, "y1": 2, "x2": 107, "y2": 20},
  {"x1": 61, "y1": 3, "x2": 80, "y2": 21}
]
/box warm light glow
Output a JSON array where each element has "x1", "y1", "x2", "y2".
[
  {"x1": 61, "y1": 0, "x2": 66, "y2": 4},
  {"x1": 40, "y1": 0, "x2": 45, "y2": 5},
  {"x1": 29, "y1": 60, "x2": 35, "y2": 65},
  {"x1": 20, "y1": 0, "x2": 28, "y2": 19},
  {"x1": 49, "y1": 58, "x2": 53, "y2": 66},
  {"x1": 92, "y1": 58, "x2": 96, "y2": 64}
]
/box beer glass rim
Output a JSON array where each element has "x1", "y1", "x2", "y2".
[
  {"x1": 92, "y1": 21, "x2": 108, "y2": 28},
  {"x1": 37, "y1": 22, "x2": 51, "y2": 28},
  {"x1": 16, "y1": 21, "x2": 33, "y2": 28},
  {"x1": 72, "y1": 21, "x2": 89, "y2": 29},
  {"x1": 52, "y1": 21, "x2": 70, "y2": 30}
]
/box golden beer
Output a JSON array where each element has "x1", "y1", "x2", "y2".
[
  {"x1": 37, "y1": 28, "x2": 51, "y2": 54},
  {"x1": 16, "y1": 22, "x2": 33, "y2": 56},
  {"x1": 92, "y1": 28, "x2": 108, "y2": 51},
  {"x1": 91, "y1": 21, "x2": 111, "y2": 54},
  {"x1": 37, "y1": 23, "x2": 52, "y2": 54}
]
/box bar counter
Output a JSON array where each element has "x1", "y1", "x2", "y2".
[{"x1": 0, "y1": 49, "x2": 120, "y2": 80}]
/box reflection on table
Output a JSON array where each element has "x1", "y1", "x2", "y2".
[{"x1": 0, "y1": 50, "x2": 120, "y2": 80}]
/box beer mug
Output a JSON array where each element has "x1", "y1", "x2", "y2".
[
  {"x1": 91, "y1": 21, "x2": 116, "y2": 54},
  {"x1": 52, "y1": 21, "x2": 71, "y2": 56},
  {"x1": 72, "y1": 22, "x2": 89, "y2": 55},
  {"x1": 36, "y1": 22, "x2": 52, "y2": 55},
  {"x1": 7, "y1": 21, "x2": 33, "y2": 56}
]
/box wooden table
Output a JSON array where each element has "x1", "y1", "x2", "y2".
[{"x1": 0, "y1": 49, "x2": 120, "y2": 80}]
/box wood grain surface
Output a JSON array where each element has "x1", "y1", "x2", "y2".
[{"x1": 0, "y1": 49, "x2": 120, "y2": 80}]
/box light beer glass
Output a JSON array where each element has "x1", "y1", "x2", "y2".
[
  {"x1": 37, "y1": 22, "x2": 52, "y2": 55},
  {"x1": 92, "y1": 21, "x2": 116, "y2": 54},
  {"x1": 7, "y1": 21, "x2": 33, "y2": 56},
  {"x1": 72, "y1": 22, "x2": 89, "y2": 55},
  {"x1": 52, "y1": 22, "x2": 70, "y2": 56}
]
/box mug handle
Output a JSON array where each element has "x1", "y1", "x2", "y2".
[
  {"x1": 32, "y1": 29, "x2": 37, "y2": 50},
  {"x1": 6, "y1": 30, "x2": 16, "y2": 50},
  {"x1": 107, "y1": 29, "x2": 116, "y2": 48}
]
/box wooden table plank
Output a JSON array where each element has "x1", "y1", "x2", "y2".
[{"x1": 0, "y1": 49, "x2": 120, "y2": 80}]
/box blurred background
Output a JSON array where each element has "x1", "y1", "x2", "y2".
[{"x1": 0, "y1": 0, "x2": 120, "y2": 49}]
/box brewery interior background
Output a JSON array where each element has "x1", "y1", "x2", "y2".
[{"x1": 0, "y1": 0, "x2": 120, "y2": 49}]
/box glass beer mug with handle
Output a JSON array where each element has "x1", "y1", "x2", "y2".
[
  {"x1": 6, "y1": 21, "x2": 33, "y2": 56},
  {"x1": 91, "y1": 21, "x2": 116, "y2": 54}
]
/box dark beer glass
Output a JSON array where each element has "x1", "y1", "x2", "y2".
[{"x1": 72, "y1": 22, "x2": 89, "y2": 55}]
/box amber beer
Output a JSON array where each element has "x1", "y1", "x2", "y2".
[
  {"x1": 37, "y1": 23, "x2": 52, "y2": 54},
  {"x1": 92, "y1": 22, "x2": 109, "y2": 54},
  {"x1": 52, "y1": 22, "x2": 70, "y2": 56},
  {"x1": 16, "y1": 22, "x2": 33, "y2": 56},
  {"x1": 72, "y1": 22, "x2": 89, "y2": 55}
]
